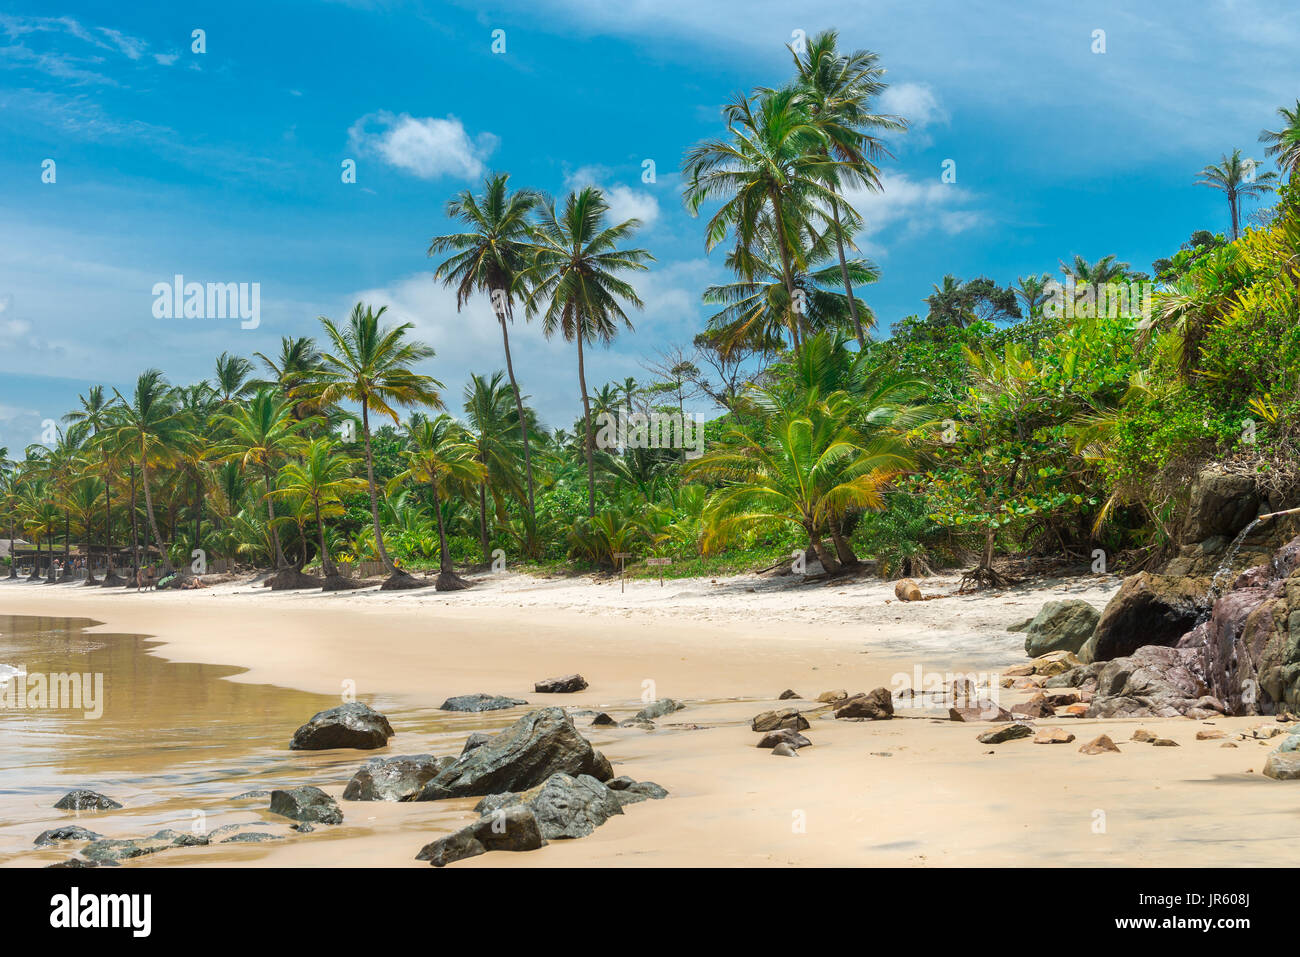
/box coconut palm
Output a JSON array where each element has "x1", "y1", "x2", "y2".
[
  {"x1": 306, "y1": 303, "x2": 443, "y2": 588},
  {"x1": 210, "y1": 389, "x2": 315, "y2": 579},
  {"x1": 269, "y1": 437, "x2": 367, "y2": 589},
  {"x1": 462, "y1": 372, "x2": 530, "y2": 560},
  {"x1": 1014, "y1": 274, "x2": 1054, "y2": 320},
  {"x1": 1196, "y1": 149, "x2": 1278, "y2": 240},
  {"x1": 254, "y1": 336, "x2": 324, "y2": 420},
  {"x1": 63, "y1": 386, "x2": 125, "y2": 584},
  {"x1": 682, "y1": 86, "x2": 843, "y2": 353},
  {"x1": 1259, "y1": 100, "x2": 1300, "y2": 180},
  {"x1": 214, "y1": 352, "x2": 257, "y2": 404},
  {"x1": 523, "y1": 187, "x2": 653, "y2": 517},
  {"x1": 429, "y1": 173, "x2": 543, "y2": 547},
  {"x1": 788, "y1": 29, "x2": 904, "y2": 349},
  {"x1": 387, "y1": 414, "x2": 485, "y2": 590},
  {"x1": 107, "y1": 371, "x2": 191, "y2": 576}
]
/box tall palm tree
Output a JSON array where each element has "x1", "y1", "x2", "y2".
[
  {"x1": 211, "y1": 389, "x2": 314, "y2": 580},
  {"x1": 64, "y1": 386, "x2": 125, "y2": 584},
  {"x1": 1014, "y1": 274, "x2": 1053, "y2": 320},
  {"x1": 682, "y1": 87, "x2": 842, "y2": 354},
  {"x1": 429, "y1": 172, "x2": 543, "y2": 549},
  {"x1": 214, "y1": 352, "x2": 257, "y2": 404},
  {"x1": 107, "y1": 370, "x2": 191, "y2": 576},
  {"x1": 307, "y1": 303, "x2": 443, "y2": 588},
  {"x1": 1259, "y1": 100, "x2": 1300, "y2": 180},
  {"x1": 269, "y1": 437, "x2": 367, "y2": 590},
  {"x1": 523, "y1": 187, "x2": 653, "y2": 517},
  {"x1": 788, "y1": 29, "x2": 904, "y2": 349},
  {"x1": 388, "y1": 414, "x2": 485, "y2": 590},
  {"x1": 1196, "y1": 149, "x2": 1278, "y2": 240},
  {"x1": 254, "y1": 336, "x2": 323, "y2": 420},
  {"x1": 462, "y1": 372, "x2": 529, "y2": 561}
]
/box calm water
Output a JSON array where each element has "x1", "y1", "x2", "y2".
[{"x1": 0, "y1": 614, "x2": 402, "y2": 865}]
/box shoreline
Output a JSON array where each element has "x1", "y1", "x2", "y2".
[{"x1": 3, "y1": 569, "x2": 1298, "y2": 868}]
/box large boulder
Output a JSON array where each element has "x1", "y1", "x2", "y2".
[
  {"x1": 1178, "y1": 534, "x2": 1300, "y2": 714},
  {"x1": 833, "y1": 687, "x2": 894, "y2": 720},
  {"x1": 1080, "y1": 645, "x2": 1220, "y2": 718},
  {"x1": 1086, "y1": 573, "x2": 1209, "y2": 662},
  {"x1": 52, "y1": 790, "x2": 121, "y2": 811},
  {"x1": 1021, "y1": 600, "x2": 1100, "y2": 658},
  {"x1": 474, "y1": 772, "x2": 623, "y2": 840},
  {"x1": 1181, "y1": 468, "x2": 1259, "y2": 545},
  {"x1": 413, "y1": 708, "x2": 613, "y2": 801},
  {"x1": 342, "y1": 754, "x2": 455, "y2": 801},
  {"x1": 290, "y1": 702, "x2": 394, "y2": 751},
  {"x1": 534, "y1": 675, "x2": 588, "y2": 694},
  {"x1": 415, "y1": 805, "x2": 546, "y2": 867}
]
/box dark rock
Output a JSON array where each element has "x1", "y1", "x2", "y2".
[
  {"x1": 289, "y1": 701, "x2": 394, "y2": 751},
  {"x1": 52, "y1": 789, "x2": 121, "y2": 811},
  {"x1": 415, "y1": 805, "x2": 546, "y2": 867},
  {"x1": 440, "y1": 693, "x2": 528, "y2": 712},
  {"x1": 292, "y1": 823, "x2": 315, "y2": 833},
  {"x1": 977, "y1": 723, "x2": 1033, "y2": 744},
  {"x1": 771, "y1": 743, "x2": 799, "y2": 757},
  {"x1": 232, "y1": 789, "x2": 270, "y2": 800},
  {"x1": 474, "y1": 772, "x2": 623, "y2": 839},
  {"x1": 605, "y1": 775, "x2": 636, "y2": 790},
  {"x1": 590, "y1": 712, "x2": 616, "y2": 727},
  {"x1": 1089, "y1": 573, "x2": 1209, "y2": 662},
  {"x1": 1022, "y1": 600, "x2": 1100, "y2": 658},
  {"x1": 78, "y1": 829, "x2": 202, "y2": 864},
  {"x1": 269, "y1": 785, "x2": 343, "y2": 824},
  {"x1": 48, "y1": 858, "x2": 102, "y2": 868},
  {"x1": 634, "y1": 699, "x2": 683, "y2": 721},
  {"x1": 220, "y1": 831, "x2": 284, "y2": 843},
  {"x1": 461, "y1": 732, "x2": 493, "y2": 755},
  {"x1": 778, "y1": 689, "x2": 800, "y2": 700},
  {"x1": 948, "y1": 701, "x2": 1013, "y2": 722},
  {"x1": 833, "y1": 687, "x2": 894, "y2": 720},
  {"x1": 1086, "y1": 645, "x2": 1214, "y2": 718},
  {"x1": 1009, "y1": 697, "x2": 1053, "y2": 719},
  {"x1": 618, "y1": 718, "x2": 655, "y2": 730},
  {"x1": 1181, "y1": 468, "x2": 1260, "y2": 545},
  {"x1": 414, "y1": 708, "x2": 613, "y2": 801},
  {"x1": 342, "y1": 754, "x2": 454, "y2": 801},
  {"x1": 33, "y1": 826, "x2": 101, "y2": 846},
  {"x1": 757, "y1": 728, "x2": 812, "y2": 749},
  {"x1": 751, "y1": 708, "x2": 810, "y2": 732},
  {"x1": 534, "y1": 674, "x2": 588, "y2": 694}
]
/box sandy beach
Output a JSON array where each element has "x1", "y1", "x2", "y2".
[{"x1": 2, "y1": 568, "x2": 1296, "y2": 868}]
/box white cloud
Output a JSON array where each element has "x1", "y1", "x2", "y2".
[
  {"x1": 878, "y1": 82, "x2": 946, "y2": 131},
  {"x1": 153, "y1": 53, "x2": 178, "y2": 66},
  {"x1": 843, "y1": 173, "x2": 985, "y2": 253},
  {"x1": 564, "y1": 166, "x2": 660, "y2": 227},
  {"x1": 348, "y1": 111, "x2": 498, "y2": 180}
]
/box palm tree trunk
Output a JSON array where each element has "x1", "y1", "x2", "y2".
[
  {"x1": 829, "y1": 522, "x2": 859, "y2": 567},
  {"x1": 102, "y1": 476, "x2": 115, "y2": 575},
  {"x1": 313, "y1": 499, "x2": 338, "y2": 578},
  {"x1": 360, "y1": 400, "x2": 398, "y2": 575},
  {"x1": 830, "y1": 198, "x2": 866, "y2": 350},
  {"x1": 140, "y1": 462, "x2": 173, "y2": 575},
  {"x1": 477, "y1": 481, "x2": 490, "y2": 560},
  {"x1": 263, "y1": 472, "x2": 288, "y2": 568},
  {"x1": 807, "y1": 531, "x2": 840, "y2": 574},
  {"x1": 1230, "y1": 191, "x2": 1240, "y2": 240},
  {"x1": 128, "y1": 465, "x2": 141, "y2": 580},
  {"x1": 432, "y1": 481, "x2": 453, "y2": 575},
  {"x1": 769, "y1": 187, "x2": 804, "y2": 354},
  {"x1": 499, "y1": 315, "x2": 537, "y2": 546},
  {"x1": 577, "y1": 331, "x2": 597, "y2": 518},
  {"x1": 8, "y1": 520, "x2": 16, "y2": 578}
]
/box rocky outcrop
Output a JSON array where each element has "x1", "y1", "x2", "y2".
[
  {"x1": 33, "y1": 826, "x2": 101, "y2": 846},
  {"x1": 289, "y1": 702, "x2": 394, "y2": 751},
  {"x1": 414, "y1": 708, "x2": 613, "y2": 801},
  {"x1": 80, "y1": 829, "x2": 208, "y2": 864},
  {"x1": 634, "y1": 699, "x2": 684, "y2": 721},
  {"x1": 342, "y1": 754, "x2": 454, "y2": 801},
  {"x1": 415, "y1": 805, "x2": 546, "y2": 867},
  {"x1": 1047, "y1": 645, "x2": 1223, "y2": 718},
  {"x1": 1020, "y1": 600, "x2": 1100, "y2": 657},
  {"x1": 440, "y1": 693, "x2": 528, "y2": 712},
  {"x1": 833, "y1": 687, "x2": 894, "y2": 720},
  {"x1": 751, "y1": 708, "x2": 810, "y2": 732},
  {"x1": 52, "y1": 790, "x2": 121, "y2": 811},
  {"x1": 1085, "y1": 573, "x2": 1209, "y2": 662},
  {"x1": 475, "y1": 772, "x2": 623, "y2": 840},
  {"x1": 1181, "y1": 468, "x2": 1260, "y2": 545},
  {"x1": 269, "y1": 786, "x2": 343, "y2": 824}
]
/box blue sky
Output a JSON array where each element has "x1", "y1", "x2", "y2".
[{"x1": 1, "y1": 0, "x2": 1298, "y2": 453}]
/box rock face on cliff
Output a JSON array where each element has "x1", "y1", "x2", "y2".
[
  {"x1": 1084, "y1": 573, "x2": 1210, "y2": 663},
  {"x1": 1177, "y1": 535, "x2": 1300, "y2": 715}
]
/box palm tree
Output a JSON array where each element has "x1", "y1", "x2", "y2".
[
  {"x1": 682, "y1": 86, "x2": 843, "y2": 354},
  {"x1": 214, "y1": 352, "x2": 257, "y2": 404},
  {"x1": 63, "y1": 386, "x2": 125, "y2": 584},
  {"x1": 462, "y1": 372, "x2": 528, "y2": 561},
  {"x1": 254, "y1": 336, "x2": 323, "y2": 420},
  {"x1": 307, "y1": 303, "x2": 443, "y2": 588},
  {"x1": 108, "y1": 370, "x2": 190, "y2": 576},
  {"x1": 1259, "y1": 100, "x2": 1300, "y2": 180},
  {"x1": 429, "y1": 172, "x2": 543, "y2": 548},
  {"x1": 269, "y1": 437, "x2": 367, "y2": 590},
  {"x1": 523, "y1": 187, "x2": 653, "y2": 517},
  {"x1": 1196, "y1": 149, "x2": 1278, "y2": 240},
  {"x1": 388, "y1": 414, "x2": 485, "y2": 590},
  {"x1": 211, "y1": 389, "x2": 315, "y2": 584},
  {"x1": 788, "y1": 29, "x2": 904, "y2": 349},
  {"x1": 1059, "y1": 254, "x2": 1132, "y2": 286},
  {"x1": 1014, "y1": 274, "x2": 1053, "y2": 320}
]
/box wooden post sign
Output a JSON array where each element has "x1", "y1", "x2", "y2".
[
  {"x1": 614, "y1": 552, "x2": 633, "y2": 593},
  {"x1": 646, "y1": 557, "x2": 672, "y2": 586}
]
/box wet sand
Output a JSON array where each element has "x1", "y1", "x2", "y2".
[{"x1": 1, "y1": 570, "x2": 1296, "y2": 867}]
